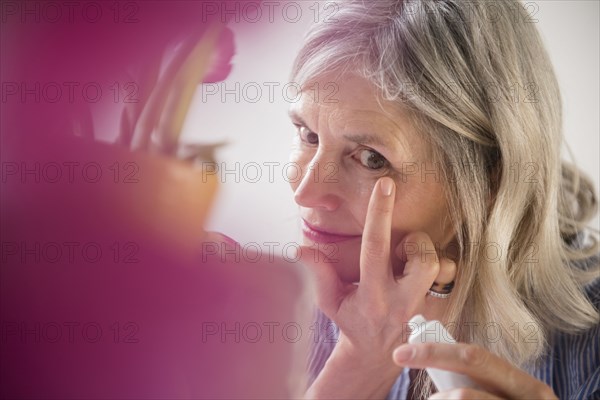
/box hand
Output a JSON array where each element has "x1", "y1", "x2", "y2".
[
  {"x1": 302, "y1": 177, "x2": 456, "y2": 356},
  {"x1": 301, "y1": 177, "x2": 458, "y2": 398},
  {"x1": 392, "y1": 342, "x2": 558, "y2": 399}
]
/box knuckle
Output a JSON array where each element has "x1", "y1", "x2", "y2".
[
  {"x1": 417, "y1": 342, "x2": 436, "y2": 361},
  {"x1": 362, "y1": 240, "x2": 387, "y2": 260},
  {"x1": 460, "y1": 344, "x2": 487, "y2": 367},
  {"x1": 366, "y1": 231, "x2": 387, "y2": 246}
]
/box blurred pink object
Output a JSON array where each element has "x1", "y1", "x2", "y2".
[
  {"x1": 203, "y1": 26, "x2": 236, "y2": 84},
  {"x1": 0, "y1": 115, "x2": 311, "y2": 400},
  {"x1": 1, "y1": 1, "x2": 312, "y2": 398}
]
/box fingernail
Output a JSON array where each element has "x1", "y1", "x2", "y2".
[
  {"x1": 393, "y1": 345, "x2": 415, "y2": 362},
  {"x1": 380, "y1": 177, "x2": 394, "y2": 196}
]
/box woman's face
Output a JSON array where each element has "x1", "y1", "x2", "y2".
[{"x1": 288, "y1": 73, "x2": 456, "y2": 283}]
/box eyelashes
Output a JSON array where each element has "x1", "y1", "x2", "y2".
[
  {"x1": 295, "y1": 124, "x2": 319, "y2": 145},
  {"x1": 293, "y1": 123, "x2": 392, "y2": 174},
  {"x1": 357, "y1": 148, "x2": 389, "y2": 171}
]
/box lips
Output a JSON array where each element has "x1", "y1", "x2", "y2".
[{"x1": 301, "y1": 219, "x2": 362, "y2": 244}]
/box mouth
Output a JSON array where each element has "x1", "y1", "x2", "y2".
[{"x1": 301, "y1": 219, "x2": 362, "y2": 244}]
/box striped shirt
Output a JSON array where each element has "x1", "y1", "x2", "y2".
[
  {"x1": 526, "y1": 252, "x2": 600, "y2": 400},
  {"x1": 306, "y1": 248, "x2": 600, "y2": 399}
]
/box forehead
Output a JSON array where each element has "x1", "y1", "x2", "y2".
[
  {"x1": 289, "y1": 73, "x2": 431, "y2": 158},
  {"x1": 291, "y1": 73, "x2": 392, "y2": 120}
]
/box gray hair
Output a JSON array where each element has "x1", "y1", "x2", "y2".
[{"x1": 292, "y1": 0, "x2": 599, "y2": 396}]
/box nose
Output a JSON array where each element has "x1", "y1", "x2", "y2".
[{"x1": 292, "y1": 154, "x2": 342, "y2": 211}]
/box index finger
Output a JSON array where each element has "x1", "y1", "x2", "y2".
[
  {"x1": 359, "y1": 177, "x2": 396, "y2": 288},
  {"x1": 392, "y1": 343, "x2": 558, "y2": 399}
]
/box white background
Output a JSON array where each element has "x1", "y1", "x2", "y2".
[{"x1": 181, "y1": 0, "x2": 600, "y2": 245}]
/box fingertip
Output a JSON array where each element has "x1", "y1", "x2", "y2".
[
  {"x1": 379, "y1": 177, "x2": 395, "y2": 197},
  {"x1": 436, "y1": 257, "x2": 457, "y2": 286},
  {"x1": 392, "y1": 345, "x2": 415, "y2": 364}
]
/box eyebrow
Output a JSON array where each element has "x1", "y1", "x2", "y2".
[{"x1": 288, "y1": 110, "x2": 305, "y2": 124}]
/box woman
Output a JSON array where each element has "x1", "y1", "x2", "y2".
[{"x1": 285, "y1": 0, "x2": 599, "y2": 399}]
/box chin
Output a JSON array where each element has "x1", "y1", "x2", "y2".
[{"x1": 302, "y1": 237, "x2": 362, "y2": 283}]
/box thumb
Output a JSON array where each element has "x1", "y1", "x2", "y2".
[{"x1": 298, "y1": 245, "x2": 349, "y2": 319}]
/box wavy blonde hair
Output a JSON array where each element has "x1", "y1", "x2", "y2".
[{"x1": 291, "y1": 0, "x2": 599, "y2": 397}]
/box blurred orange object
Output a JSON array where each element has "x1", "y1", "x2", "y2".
[
  {"x1": 1, "y1": 132, "x2": 311, "y2": 399},
  {"x1": 2, "y1": 132, "x2": 218, "y2": 262}
]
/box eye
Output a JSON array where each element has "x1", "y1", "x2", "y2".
[
  {"x1": 358, "y1": 149, "x2": 388, "y2": 170},
  {"x1": 295, "y1": 125, "x2": 319, "y2": 145}
]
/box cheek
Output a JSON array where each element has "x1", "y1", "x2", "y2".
[
  {"x1": 303, "y1": 239, "x2": 362, "y2": 283},
  {"x1": 390, "y1": 183, "x2": 453, "y2": 244},
  {"x1": 352, "y1": 175, "x2": 377, "y2": 199},
  {"x1": 341, "y1": 175, "x2": 376, "y2": 216},
  {"x1": 347, "y1": 194, "x2": 371, "y2": 226}
]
